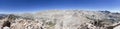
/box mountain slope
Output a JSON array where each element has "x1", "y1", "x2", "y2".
[{"x1": 0, "y1": 10, "x2": 120, "y2": 29}]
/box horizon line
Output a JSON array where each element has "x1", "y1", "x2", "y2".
[{"x1": 0, "y1": 9, "x2": 119, "y2": 14}]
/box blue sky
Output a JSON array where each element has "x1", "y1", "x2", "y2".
[{"x1": 0, "y1": 0, "x2": 120, "y2": 13}]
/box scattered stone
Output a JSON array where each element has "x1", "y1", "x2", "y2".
[{"x1": 0, "y1": 10, "x2": 120, "y2": 29}]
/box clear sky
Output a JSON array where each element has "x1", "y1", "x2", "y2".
[{"x1": 0, "y1": 0, "x2": 120, "y2": 13}]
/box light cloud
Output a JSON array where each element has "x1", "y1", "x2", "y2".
[{"x1": 109, "y1": 10, "x2": 120, "y2": 13}]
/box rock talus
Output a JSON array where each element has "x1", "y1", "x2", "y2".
[{"x1": 0, "y1": 10, "x2": 120, "y2": 29}]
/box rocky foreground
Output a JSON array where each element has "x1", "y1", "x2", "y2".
[{"x1": 0, "y1": 10, "x2": 120, "y2": 29}]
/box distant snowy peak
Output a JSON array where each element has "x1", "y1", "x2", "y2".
[{"x1": 0, "y1": 14, "x2": 8, "y2": 19}]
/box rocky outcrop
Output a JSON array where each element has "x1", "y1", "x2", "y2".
[{"x1": 0, "y1": 10, "x2": 120, "y2": 29}]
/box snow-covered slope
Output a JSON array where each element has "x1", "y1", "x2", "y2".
[{"x1": 0, "y1": 10, "x2": 120, "y2": 29}]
